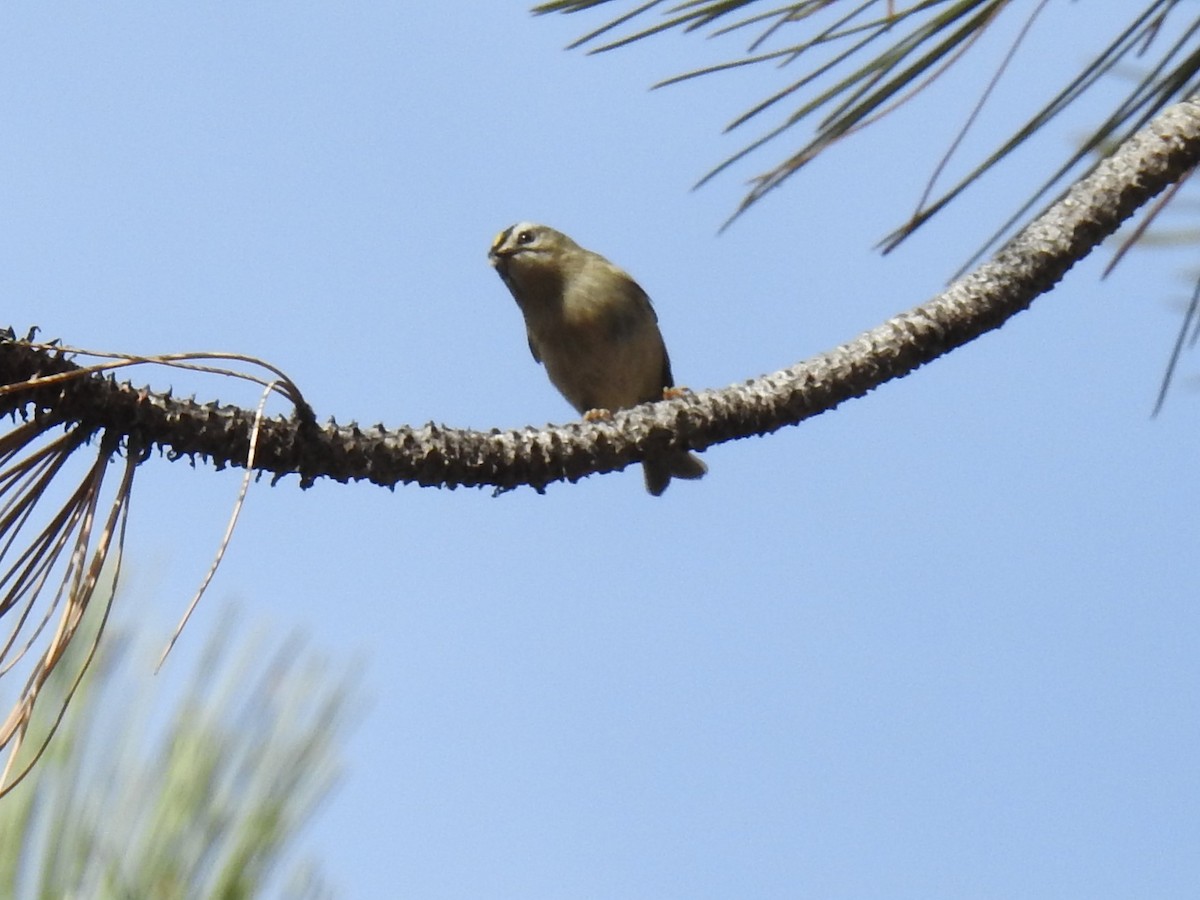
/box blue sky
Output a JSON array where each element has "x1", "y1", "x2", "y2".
[{"x1": 1, "y1": 3, "x2": 1198, "y2": 898}]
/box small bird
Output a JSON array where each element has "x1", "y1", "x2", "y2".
[{"x1": 488, "y1": 222, "x2": 707, "y2": 495}]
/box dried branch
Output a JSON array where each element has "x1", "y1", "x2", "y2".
[
  {"x1": 0, "y1": 94, "x2": 1195, "y2": 789},
  {"x1": 0, "y1": 350, "x2": 303, "y2": 795},
  {"x1": 3, "y1": 98, "x2": 1199, "y2": 495}
]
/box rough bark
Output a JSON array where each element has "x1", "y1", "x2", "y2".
[{"x1": 4, "y1": 97, "x2": 1199, "y2": 493}]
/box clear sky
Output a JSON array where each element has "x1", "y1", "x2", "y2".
[{"x1": 1, "y1": 3, "x2": 1197, "y2": 898}]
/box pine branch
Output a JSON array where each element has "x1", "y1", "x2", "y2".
[{"x1": 3, "y1": 96, "x2": 1199, "y2": 494}]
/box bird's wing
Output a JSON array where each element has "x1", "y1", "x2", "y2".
[
  {"x1": 628, "y1": 276, "x2": 658, "y2": 323},
  {"x1": 623, "y1": 276, "x2": 672, "y2": 389},
  {"x1": 660, "y1": 343, "x2": 675, "y2": 390}
]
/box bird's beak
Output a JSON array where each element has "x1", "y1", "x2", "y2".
[{"x1": 488, "y1": 230, "x2": 510, "y2": 266}]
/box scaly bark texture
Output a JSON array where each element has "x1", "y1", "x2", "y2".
[{"x1": 4, "y1": 97, "x2": 1200, "y2": 493}]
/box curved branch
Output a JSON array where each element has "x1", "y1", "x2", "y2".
[{"x1": 3, "y1": 97, "x2": 1200, "y2": 493}]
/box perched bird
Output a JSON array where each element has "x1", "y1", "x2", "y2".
[{"x1": 488, "y1": 222, "x2": 707, "y2": 495}]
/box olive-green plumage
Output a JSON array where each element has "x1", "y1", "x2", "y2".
[{"x1": 488, "y1": 222, "x2": 706, "y2": 495}]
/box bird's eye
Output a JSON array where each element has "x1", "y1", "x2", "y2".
[{"x1": 516, "y1": 230, "x2": 534, "y2": 245}]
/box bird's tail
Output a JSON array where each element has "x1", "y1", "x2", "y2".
[{"x1": 643, "y1": 451, "x2": 707, "y2": 497}]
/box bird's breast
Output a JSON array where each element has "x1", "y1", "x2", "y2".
[{"x1": 532, "y1": 312, "x2": 665, "y2": 414}]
